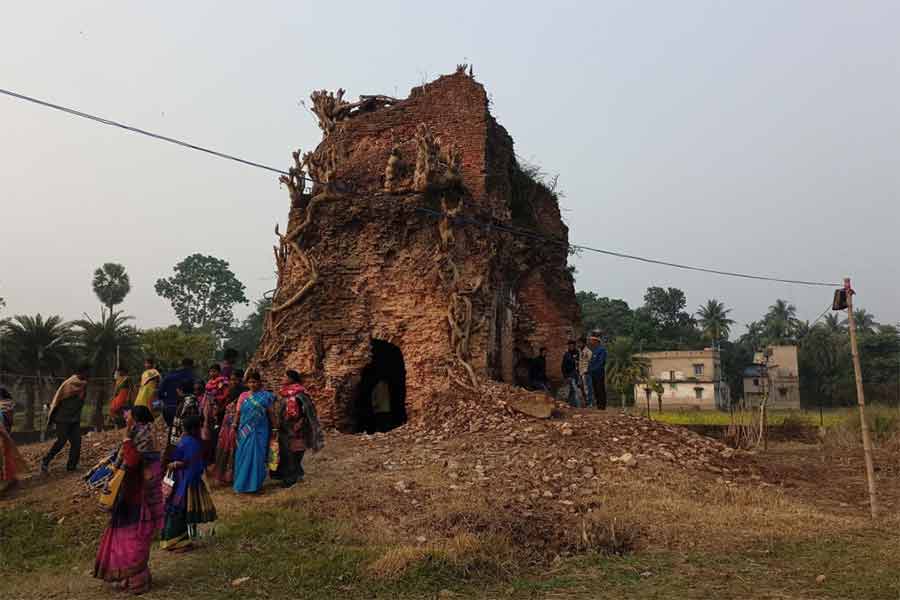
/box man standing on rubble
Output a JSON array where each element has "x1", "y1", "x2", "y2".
[
  {"x1": 578, "y1": 337, "x2": 593, "y2": 408},
  {"x1": 587, "y1": 332, "x2": 607, "y2": 410},
  {"x1": 561, "y1": 340, "x2": 582, "y2": 408}
]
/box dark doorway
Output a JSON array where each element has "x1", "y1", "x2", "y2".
[{"x1": 352, "y1": 339, "x2": 407, "y2": 433}]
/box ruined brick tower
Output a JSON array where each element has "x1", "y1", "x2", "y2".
[{"x1": 254, "y1": 68, "x2": 580, "y2": 431}]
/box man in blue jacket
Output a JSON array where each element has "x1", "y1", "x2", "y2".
[
  {"x1": 157, "y1": 358, "x2": 195, "y2": 427},
  {"x1": 587, "y1": 331, "x2": 607, "y2": 410}
]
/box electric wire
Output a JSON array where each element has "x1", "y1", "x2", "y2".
[{"x1": 1, "y1": 86, "x2": 842, "y2": 288}]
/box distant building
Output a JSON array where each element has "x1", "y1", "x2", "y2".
[
  {"x1": 742, "y1": 345, "x2": 800, "y2": 410},
  {"x1": 633, "y1": 349, "x2": 730, "y2": 410}
]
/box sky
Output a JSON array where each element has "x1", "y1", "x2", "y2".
[{"x1": 1, "y1": 1, "x2": 898, "y2": 337}]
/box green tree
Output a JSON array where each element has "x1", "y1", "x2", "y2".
[
  {"x1": 605, "y1": 336, "x2": 648, "y2": 408},
  {"x1": 92, "y1": 263, "x2": 131, "y2": 313},
  {"x1": 223, "y1": 297, "x2": 272, "y2": 364},
  {"x1": 799, "y1": 321, "x2": 850, "y2": 408},
  {"x1": 154, "y1": 254, "x2": 248, "y2": 337},
  {"x1": 696, "y1": 299, "x2": 735, "y2": 346},
  {"x1": 641, "y1": 287, "x2": 700, "y2": 349},
  {"x1": 74, "y1": 310, "x2": 141, "y2": 429},
  {"x1": 822, "y1": 313, "x2": 845, "y2": 334},
  {"x1": 762, "y1": 299, "x2": 799, "y2": 344},
  {"x1": 576, "y1": 292, "x2": 633, "y2": 338},
  {"x1": 843, "y1": 308, "x2": 878, "y2": 335},
  {"x1": 2, "y1": 314, "x2": 76, "y2": 429},
  {"x1": 858, "y1": 323, "x2": 900, "y2": 385},
  {"x1": 140, "y1": 326, "x2": 217, "y2": 372}
]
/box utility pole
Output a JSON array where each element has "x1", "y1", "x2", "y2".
[{"x1": 844, "y1": 277, "x2": 878, "y2": 518}]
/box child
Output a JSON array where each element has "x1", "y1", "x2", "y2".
[{"x1": 160, "y1": 415, "x2": 217, "y2": 552}]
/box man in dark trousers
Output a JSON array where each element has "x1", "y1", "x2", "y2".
[
  {"x1": 588, "y1": 332, "x2": 608, "y2": 410},
  {"x1": 561, "y1": 339, "x2": 582, "y2": 408},
  {"x1": 41, "y1": 364, "x2": 90, "y2": 474},
  {"x1": 157, "y1": 358, "x2": 195, "y2": 427}
]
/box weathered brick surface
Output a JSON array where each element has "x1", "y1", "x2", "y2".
[{"x1": 254, "y1": 72, "x2": 580, "y2": 430}]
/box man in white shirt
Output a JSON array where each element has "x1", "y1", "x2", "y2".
[{"x1": 578, "y1": 337, "x2": 593, "y2": 408}]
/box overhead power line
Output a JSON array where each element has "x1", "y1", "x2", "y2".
[
  {"x1": 413, "y1": 207, "x2": 840, "y2": 287},
  {"x1": 0, "y1": 87, "x2": 289, "y2": 176},
  {"x1": 1, "y1": 86, "x2": 841, "y2": 288}
]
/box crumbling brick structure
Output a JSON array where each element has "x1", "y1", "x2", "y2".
[{"x1": 254, "y1": 68, "x2": 580, "y2": 431}]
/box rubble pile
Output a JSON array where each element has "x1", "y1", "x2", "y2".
[{"x1": 360, "y1": 383, "x2": 755, "y2": 519}]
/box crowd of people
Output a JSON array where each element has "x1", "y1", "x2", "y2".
[
  {"x1": 0, "y1": 350, "x2": 323, "y2": 595},
  {"x1": 519, "y1": 330, "x2": 608, "y2": 410}
]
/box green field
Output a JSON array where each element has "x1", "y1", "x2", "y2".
[{"x1": 642, "y1": 409, "x2": 849, "y2": 427}]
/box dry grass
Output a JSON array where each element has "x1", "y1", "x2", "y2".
[{"x1": 582, "y1": 468, "x2": 867, "y2": 552}]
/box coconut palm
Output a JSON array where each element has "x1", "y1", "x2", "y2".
[
  {"x1": 822, "y1": 313, "x2": 845, "y2": 335},
  {"x1": 842, "y1": 308, "x2": 878, "y2": 335},
  {"x1": 2, "y1": 314, "x2": 76, "y2": 429},
  {"x1": 74, "y1": 309, "x2": 141, "y2": 429},
  {"x1": 696, "y1": 299, "x2": 735, "y2": 346},
  {"x1": 764, "y1": 299, "x2": 799, "y2": 344},
  {"x1": 92, "y1": 263, "x2": 131, "y2": 314}
]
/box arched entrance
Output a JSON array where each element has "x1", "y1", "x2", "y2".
[{"x1": 352, "y1": 339, "x2": 407, "y2": 433}]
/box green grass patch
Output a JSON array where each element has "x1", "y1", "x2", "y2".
[
  {"x1": 0, "y1": 507, "x2": 99, "y2": 575},
  {"x1": 647, "y1": 409, "x2": 849, "y2": 427},
  {"x1": 169, "y1": 507, "x2": 498, "y2": 600}
]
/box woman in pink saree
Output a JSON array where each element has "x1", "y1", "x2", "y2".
[{"x1": 93, "y1": 406, "x2": 164, "y2": 594}]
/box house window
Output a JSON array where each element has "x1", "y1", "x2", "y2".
[
  {"x1": 693, "y1": 364, "x2": 704, "y2": 377},
  {"x1": 695, "y1": 387, "x2": 704, "y2": 399},
  {"x1": 752, "y1": 378, "x2": 760, "y2": 386}
]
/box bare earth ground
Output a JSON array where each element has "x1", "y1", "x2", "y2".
[{"x1": 1, "y1": 408, "x2": 898, "y2": 600}]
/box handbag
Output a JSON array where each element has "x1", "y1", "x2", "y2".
[
  {"x1": 85, "y1": 450, "x2": 118, "y2": 490},
  {"x1": 98, "y1": 466, "x2": 126, "y2": 512},
  {"x1": 161, "y1": 467, "x2": 176, "y2": 500}
]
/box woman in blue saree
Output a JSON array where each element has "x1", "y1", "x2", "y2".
[{"x1": 232, "y1": 370, "x2": 275, "y2": 494}]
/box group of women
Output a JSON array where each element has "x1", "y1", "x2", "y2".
[{"x1": 92, "y1": 366, "x2": 321, "y2": 595}]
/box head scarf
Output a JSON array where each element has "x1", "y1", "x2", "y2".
[{"x1": 128, "y1": 421, "x2": 156, "y2": 454}]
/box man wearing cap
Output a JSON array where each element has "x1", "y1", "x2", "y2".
[{"x1": 587, "y1": 332, "x2": 607, "y2": 410}]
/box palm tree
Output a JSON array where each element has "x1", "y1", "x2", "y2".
[
  {"x1": 764, "y1": 299, "x2": 799, "y2": 344},
  {"x1": 2, "y1": 314, "x2": 76, "y2": 429},
  {"x1": 605, "y1": 337, "x2": 649, "y2": 409},
  {"x1": 92, "y1": 263, "x2": 131, "y2": 314},
  {"x1": 842, "y1": 308, "x2": 878, "y2": 335},
  {"x1": 696, "y1": 299, "x2": 735, "y2": 347},
  {"x1": 74, "y1": 309, "x2": 140, "y2": 429},
  {"x1": 822, "y1": 313, "x2": 845, "y2": 335}
]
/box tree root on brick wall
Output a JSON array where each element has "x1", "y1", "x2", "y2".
[
  {"x1": 438, "y1": 195, "x2": 485, "y2": 390},
  {"x1": 257, "y1": 152, "x2": 343, "y2": 364}
]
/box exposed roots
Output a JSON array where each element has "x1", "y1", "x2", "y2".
[{"x1": 438, "y1": 196, "x2": 483, "y2": 390}]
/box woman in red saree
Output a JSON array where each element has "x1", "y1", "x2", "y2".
[
  {"x1": 201, "y1": 364, "x2": 228, "y2": 464},
  {"x1": 94, "y1": 406, "x2": 164, "y2": 594},
  {"x1": 1, "y1": 387, "x2": 26, "y2": 495},
  {"x1": 213, "y1": 369, "x2": 245, "y2": 485}
]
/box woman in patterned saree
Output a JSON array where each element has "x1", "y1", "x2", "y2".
[
  {"x1": 160, "y1": 415, "x2": 217, "y2": 552},
  {"x1": 232, "y1": 370, "x2": 274, "y2": 494},
  {"x1": 93, "y1": 406, "x2": 164, "y2": 594}
]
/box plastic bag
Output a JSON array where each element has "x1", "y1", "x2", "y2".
[{"x1": 267, "y1": 436, "x2": 280, "y2": 472}]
